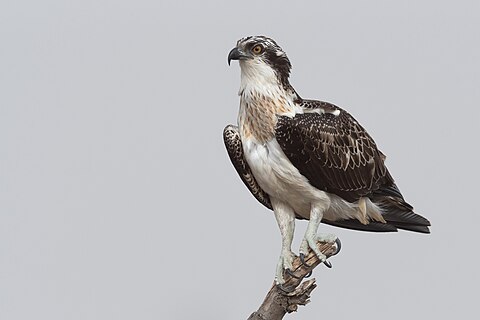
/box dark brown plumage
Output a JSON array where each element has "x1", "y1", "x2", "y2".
[
  {"x1": 224, "y1": 100, "x2": 431, "y2": 233},
  {"x1": 276, "y1": 100, "x2": 391, "y2": 203}
]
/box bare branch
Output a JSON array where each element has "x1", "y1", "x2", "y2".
[{"x1": 247, "y1": 241, "x2": 338, "y2": 320}]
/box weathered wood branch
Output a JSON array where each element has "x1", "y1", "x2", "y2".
[{"x1": 247, "y1": 241, "x2": 339, "y2": 320}]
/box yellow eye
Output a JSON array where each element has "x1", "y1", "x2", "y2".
[{"x1": 252, "y1": 44, "x2": 263, "y2": 54}]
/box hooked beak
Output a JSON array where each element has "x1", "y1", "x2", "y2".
[{"x1": 228, "y1": 47, "x2": 251, "y2": 65}]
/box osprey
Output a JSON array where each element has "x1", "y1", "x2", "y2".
[{"x1": 224, "y1": 36, "x2": 430, "y2": 284}]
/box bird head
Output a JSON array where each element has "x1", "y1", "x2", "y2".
[{"x1": 228, "y1": 36, "x2": 292, "y2": 90}]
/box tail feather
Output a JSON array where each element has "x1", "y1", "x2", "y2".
[
  {"x1": 323, "y1": 191, "x2": 431, "y2": 234},
  {"x1": 395, "y1": 223, "x2": 430, "y2": 234},
  {"x1": 323, "y1": 219, "x2": 399, "y2": 232},
  {"x1": 382, "y1": 209, "x2": 431, "y2": 227},
  {"x1": 375, "y1": 193, "x2": 431, "y2": 233}
]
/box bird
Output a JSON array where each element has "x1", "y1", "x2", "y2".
[{"x1": 224, "y1": 35, "x2": 430, "y2": 285}]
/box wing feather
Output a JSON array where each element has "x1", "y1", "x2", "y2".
[
  {"x1": 223, "y1": 125, "x2": 272, "y2": 210},
  {"x1": 276, "y1": 100, "x2": 394, "y2": 202},
  {"x1": 223, "y1": 101, "x2": 430, "y2": 233}
]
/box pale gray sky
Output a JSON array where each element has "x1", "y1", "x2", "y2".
[{"x1": 1, "y1": 1, "x2": 479, "y2": 319}]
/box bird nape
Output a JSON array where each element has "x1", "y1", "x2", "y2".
[{"x1": 224, "y1": 35, "x2": 430, "y2": 285}]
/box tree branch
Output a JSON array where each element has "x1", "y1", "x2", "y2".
[{"x1": 247, "y1": 241, "x2": 339, "y2": 320}]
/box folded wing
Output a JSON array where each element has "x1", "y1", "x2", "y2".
[
  {"x1": 276, "y1": 100, "x2": 392, "y2": 202},
  {"x1": 223, "y1": 125, "x2": 272, "y2": 210}
]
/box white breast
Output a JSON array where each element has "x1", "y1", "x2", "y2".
[
  {"x1": 242, "y1": 136, "x2": 384, "y2": 223},
  {"x1": 235, "y1": 61, "x2": 382, "y2": 223},
  {"x1": 242, "y1": 137, "x2": 331, "y2": 218}
]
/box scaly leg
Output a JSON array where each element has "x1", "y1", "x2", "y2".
[
  {"x1": 271, "y1": 198, "x2": 296, "y2": 285},
  {"x1": 299, "y1": 205, "x2": 337, "y2": 265}
]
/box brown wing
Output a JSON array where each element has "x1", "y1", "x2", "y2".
[
  {"x1": 276, "y1": 100, "x2": 394, "y2": 202},
  {"x1": 223, "y1": 125, "x2": 272, "y2": 210},
  {"x1": 223, "y1": 109, "x2": 430, "y2": 233}
]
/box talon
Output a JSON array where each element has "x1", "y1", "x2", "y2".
[
  {"x1": 276, "y1": 283, "x2": 295, "y2": 293},
  {"x1": 285, "y1": 268, "x2": 301, "y2": 279},
  {"x1": 300, "y1": 253, "x2": 311, "y2": 267},
  {"x1": 332, "y1": 237, "x2": 342, "y2": 256},
  {"x1": 304, "y1": 270, "x2": 312, "y2": 278},
  {"x1": 323, "y1": 260, "x2": 332, "y2": 268}
]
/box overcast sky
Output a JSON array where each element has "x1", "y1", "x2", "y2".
[{"x1": 1, "y1": 1, "x2": 479, "y2": 319}]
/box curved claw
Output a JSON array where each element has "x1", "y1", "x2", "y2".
[
  {"x1": 331, "y1": 237, "x2": 342, "y2": 256},
  {"x1": 276, "y1": 283, "x2": 295, "y2": 293},
  {"x1": 323, "y1": 260, "x2": 332, "y2": 268},
  {"x1": 299, "y1": 253, "x2": 311, "y2": 268},
  {"x1": 285, "y1": 268, "x2": 301, "y2": 279},
  {"x1": 304, "y1": 270, "x2": 313, "y2": 278}
]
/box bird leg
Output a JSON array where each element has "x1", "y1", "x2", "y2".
[
  {"x1": 272, "y1": 200, "x2": 296, "y2": 285},
  {"x1": 299, "y1": 206, "x2": 338, "y2": 268}
]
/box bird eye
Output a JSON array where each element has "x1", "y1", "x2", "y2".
[{"x1": 252, "y1": 44, "x2": 264, "y2": 54}]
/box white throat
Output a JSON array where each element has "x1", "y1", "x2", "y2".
[
  {"x1": 236, "y1": 61, "x2": 301, "y2": 144},
  {"x1": 238, "y1": 60, "x2": 284, "y2": 99}
]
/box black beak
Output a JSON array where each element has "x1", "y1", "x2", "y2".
[{"x1": 228, "y1": 47, "x2": 250, "y2": 65}]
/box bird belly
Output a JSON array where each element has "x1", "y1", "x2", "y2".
[
  {"x1": 242, "y1": 137, "x2": 383, "y2": 223},
  {"x1": 242, "y1": 137, "x2": 329, "y2": 218}
]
